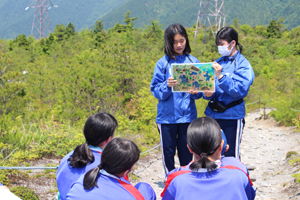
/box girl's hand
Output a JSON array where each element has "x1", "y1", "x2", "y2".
[
  {"x1": 212, "y1": 62, "x2": 223, "y2": 79},
  {"x1": 204, "y1": 90, "x2": 213, "y2": 97},
  {"x1": 188, "y1": 89, "x2": 198, "y2": 95},
  {"x1": 167, "y1": 77, "x2": 177, "y2": 87}
]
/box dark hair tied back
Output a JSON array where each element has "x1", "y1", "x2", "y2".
[
  {"x1": 187, "y1": 117, "x2": 222, "y2": 172},
  {"x1": 216, "y1": 27, "x2": 243, "y2": 54},
  {"x1": 83, "y1": 138, "x2": 140, "y2": 190},
  {"x1": 68, "y1": 112, "x2": 118, "y2": 168}
]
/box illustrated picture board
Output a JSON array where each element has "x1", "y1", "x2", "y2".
[{"x1": 171, "y1": 63, "x2": 215, "y2": 92}]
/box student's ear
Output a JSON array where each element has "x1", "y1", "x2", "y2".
[
  {"x1": 187, "y1": 144, "x2": 194, "y2": 154},
  {"x1": 230, "y1": 40, "x2": 236, "y2": 48}
]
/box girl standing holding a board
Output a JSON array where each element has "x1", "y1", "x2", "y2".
[{"x1": 150, "y1": 24, "x2": 204, "y2": 177}]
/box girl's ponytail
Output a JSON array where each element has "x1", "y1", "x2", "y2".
[
  {"x1": 83, "y1": 165, "x2": 102, "y2": 190},
  {"x1": 190, "y1": 153, "x2": 218, "y2": 172},
  {"x1": 68, "y1": 112, "x2": 118, "y2": 169},
  {"x1": 237, "y1": 42, "x2": 243, "y2": 54},
  {"x1": 68, "y1": 142, "x2": 94, "y2": 168}
]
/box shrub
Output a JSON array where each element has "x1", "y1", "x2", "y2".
[{"x1": 10, "y1": 186, "x2": 39, "y2": 200}]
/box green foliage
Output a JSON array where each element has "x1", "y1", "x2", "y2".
[
  {"x1": 93, "y1": 20, "x2": 104, "y2": 34},
  {"x1": 53, "y1": 23, "x2": 76, "y2": 41},
  {"x1": 266, "y1": 18, "x2": 285, "y2": 38},
  {"x1": 286, "y1": 151, "x2": 299, "y2": 159},
  {"x1": 0, "y1": 17, "x2": 299, "y2": 189},
  {"x1": 10, "y1": 186, "x2": 39, "y2": 200},
  {"x1": 109, "y1": 11, "x2": 138, "y2": 33}
]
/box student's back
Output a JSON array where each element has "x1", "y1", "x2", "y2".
[
  {"x1": 163, "y1": 168, "x2": 253, "y2": 200},
  {"x1": 66, "y1": 138, "x2": 156, "y2": 200},
  {"x1": 161, "y1": 117, "x2": 255, "y2": 200},
  {"x1": 67, "y1": 172, "x2": 148, "y2": 200},
  {"x1": 56, "y1": 112, "x2": 117, "y2": 200},
  {"x1": 56, "y1": 148, "x2": 102, "y2": 200}
]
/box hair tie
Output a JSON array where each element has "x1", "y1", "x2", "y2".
[{"x1": 200, "y1": 153, "x2": 208, "y2": 157}]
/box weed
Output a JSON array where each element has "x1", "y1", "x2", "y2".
[
  {"x1": 10, "y1": 186, "x2": 39, "y2": 200},
  {"x1": 286, "y1": 151, "x2": 299, "y2": 159}
]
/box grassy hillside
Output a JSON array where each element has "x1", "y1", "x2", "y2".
[
  {"x1": 0, "y1": 17, "x2": 300, "y2": 191},
  {"x1": 99, "y1": 0, "x2": 300, "y2": 30},
  {"x1": 0, "y1": 0, "x2": 126, "y2": 39}
]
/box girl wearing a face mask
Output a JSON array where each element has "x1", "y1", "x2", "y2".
[{"x1": 203, "y1": 27, "x2": 255, "y2": 159}]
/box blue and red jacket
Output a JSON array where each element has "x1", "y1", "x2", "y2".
[
  {"x1": 204, "y1": 51, "x2": 255, "y2": 119},
  {"x1": 150, "y1": 54, "x2": 203, "y2": 124},
  {"x1": 56, "y1": 146, "x2": 103, "y2": 200},
  {"x1": 66, "y1": 170, "x2": 156, "y2": 200},
  {"x1": 161, "y1": 158, "x2": 255, "y2": 200}
]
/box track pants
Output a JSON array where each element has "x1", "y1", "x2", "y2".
[
  {"x1": 157, "y1": 123, "x2": 193, "y2": 177},
  {"x1": 216, "y1": 119, "x2": 245, "y2": 159}
]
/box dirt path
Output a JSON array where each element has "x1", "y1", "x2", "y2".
[{"x1": 132, "y1": 109, "x2": 300, "y2": 200}]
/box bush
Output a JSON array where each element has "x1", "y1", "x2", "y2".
[{"x1": 10, "y1": 186, "x2": 39, "y2": 200}]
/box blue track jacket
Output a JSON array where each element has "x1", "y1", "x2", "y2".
[
  {"x1": 56, "y1": 146, "x2": 102, "y2": 200},
  {"x1": 150, "y1": 54, "x2": 203, "y2": 124},
  {"x1": 204, "y1": 51, "x2": 255, "y2": 119},
  {"x1": 162, "y1": 158, "x2": 255, "y2": 200}
]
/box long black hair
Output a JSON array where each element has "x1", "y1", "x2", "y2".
[
  {"x1": 164, "y1": 23, "x2": 191, "y2": 59},
  {"x1": 67, "y1": 112, "x2": 118, "y2": 168},
  {"x1": 83, "y1": 138, "x2": 140, "y2": 190},
  {"x1": 216, "y1": 27, "x2": 243, "y2": 54},
  {"x1": 187, "y1": 117, "x2": 222, "y2": 172}
]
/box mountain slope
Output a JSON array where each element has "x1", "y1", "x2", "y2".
[
  {"x1": 99, "y1": 0, "x2": 300, "y2": 30},
  {"x1": 0, "y1": 0, "x2": 126, "y2": 39}
]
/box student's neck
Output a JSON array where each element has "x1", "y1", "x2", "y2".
[
  {"x1": 98, "y1": 143, "x2": 106, "y2": 150},
  {"x1": 229, "y1": 48, "x2": 238, "y2": 57},
  {"x1": 193, "y1": 153, "x2": 221, "y2": 163}
]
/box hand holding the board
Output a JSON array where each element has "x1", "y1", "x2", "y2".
[
  {"x1": 188, "y1": 89, "x2": 198, "y2": 95},
  {"x1": 212, "y1": 62, "x2": 223, "y2": 79},
  {"x1": 203, "y1": 90, "x2": 213, "y2": 97},
  {"x1": 167, "y1": 77, "x2": 177, "y2": 87}
]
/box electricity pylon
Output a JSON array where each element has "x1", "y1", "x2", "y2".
[
  {"x1": 194, "y1": 0, "x2": 225, "y2": 41},
  {"x1": 25, "y1": 0, "x2": 58, "y2": 39}
]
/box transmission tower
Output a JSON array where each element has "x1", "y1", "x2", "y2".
[
  {"x1": 25, "y1": 0, "x2": 58, "y2": 39},
  {"x1": 194, "y1": 0, "x2": 225, "y2": 41}
]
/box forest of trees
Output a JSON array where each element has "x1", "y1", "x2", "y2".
[{"x1": 0, "y1": 12, "x2": 300, "y2": 194}]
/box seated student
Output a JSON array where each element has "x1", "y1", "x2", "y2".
[
  {"x1": 56, "y1": 112, "x2": 118, "y2": 200},
  {"x1": 66, "y1": 138, "x2": 156, "y2": 200},
  {"x1": 166, "y1": 129, "x2": 249, "y2": 175},
  {"x1": 161, "y1": 117, "x2": 255, "y2": 200}
]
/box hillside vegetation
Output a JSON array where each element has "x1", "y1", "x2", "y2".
[
  {"x1": 0, "y1": 13, "x2": 300, "y2": 189},
  {"x1": 100, "y1": 0, "x2": 300, "y2": 30}
]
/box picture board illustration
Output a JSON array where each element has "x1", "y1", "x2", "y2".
[{"x1": 171, "y1": 63, "x2": 215, "y2": 92}]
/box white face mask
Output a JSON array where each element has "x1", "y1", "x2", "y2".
[{"x1": 218, "y1": 41, "x2": 233, "y2": 57}]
